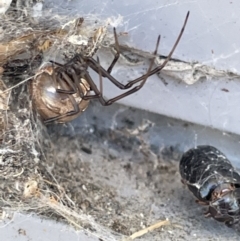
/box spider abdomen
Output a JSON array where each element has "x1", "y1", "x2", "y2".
[{"x1": 30, "y1": 65, "x2": 90, "y2": 123}]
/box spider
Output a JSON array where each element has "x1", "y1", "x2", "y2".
[{"x1": 30, "y1": 12, "x2": 189, "y2": 124}]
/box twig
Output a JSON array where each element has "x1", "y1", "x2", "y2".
[
  {"x1": 121, "y1": 220, "x2": 170, "y2": 241},
  {"x1": 2, "y1": 76, "x2": 34, "y2": 93}
]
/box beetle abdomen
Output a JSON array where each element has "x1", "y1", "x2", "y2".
[
  {"x1": 180, "y1": 145, "x2": 233, "y2": 182},
  {"x1": 179, "y1": 145, "x2": 240, "y2": 226}
]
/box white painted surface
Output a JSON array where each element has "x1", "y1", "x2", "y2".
[
  {"x1": 0, "y1": 213, "x2": 98, "y2": 241},
  {"x1": 0, "y1": 0, "x2": 11, "y2": 14}
]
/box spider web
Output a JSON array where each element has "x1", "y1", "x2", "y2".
[
  {"x1": 39, "y1": 0, "x2": 240, "y2": 138},
  {"x1": 1, "y1": 1, "x2": 240, "y2": 241}
]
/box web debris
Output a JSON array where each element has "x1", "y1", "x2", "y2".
[{"x1": 110, "y1": 44, "x2": 240, "y2": 85}]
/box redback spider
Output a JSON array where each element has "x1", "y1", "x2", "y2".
[{"x1": 31, "y1": 12, "x2": 189, "y2": 124}]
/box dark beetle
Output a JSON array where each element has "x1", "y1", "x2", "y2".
[{"x1": 179, "y1": 145, "x2": 240, "y2": 226}]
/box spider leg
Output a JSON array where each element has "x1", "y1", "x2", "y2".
[
  {"x1": 49, "y1": 65, "x2": 85, "y2": 97},
  {"x1": 43, "y1": 94, "x2": 80, "y2": 124},
  {"x1": 55, "y1": 70, "x2": 78, "y2": 94},
  {"x1": 100, "y1": 34, "x2": 157, "y2": 105},
  {"x1": 87, "y1": 58, "x2": 127, "y2": 89},
  {"x1": 86, "y1": 11, "x2": 189, "y2": 91},
  {"x1": 50, "y1": 60, "x2": 64, "y2": 67},
  {"x1": 82, "y1": 35, "x2": 157, "y2": 105},
  {"x1": 77, "y1": 57, "x2": 104, "y2": 100},
  {"x1": 80, "y1": 56, "x2": 103, "y2": 99},
  {"x1": 50, "y1": 54, "x2": 81, "y2": 68},
  {"x1": 124, "y1": 11, "x2": 189, "y2": 88},
  {"x1": 49, "y1": 60, "x2": 79, "y2": 94},
  {"x1": 97, "y1": 56, "x2": 103, "y2": 94},
  {"x1": 107, "y1": 27, "x2": 120, "y2": 74}
]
